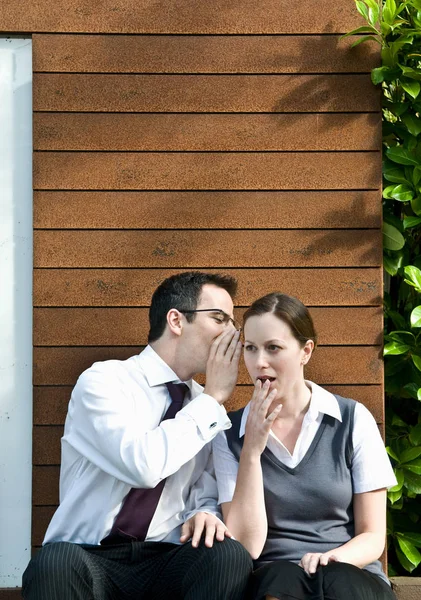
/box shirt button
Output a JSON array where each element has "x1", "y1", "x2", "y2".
[{"x1": 209, "y1": 422, "x2": 217, "y2": 429}]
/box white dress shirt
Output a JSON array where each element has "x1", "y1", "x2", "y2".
[
  {"x1": 213, "y1": 381, "x2": 397, "y2": 505},
  {"x1": 44, "y1": 345, "x2": 231, "y2": 546}
]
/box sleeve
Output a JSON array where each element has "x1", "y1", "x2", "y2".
[
  {"x1": 65, "y1": 365, "x2": 231, "y2": 490},
  {"x1": 212, "y1": 431, "x2": 240, "y2": 505},
  {"x1": 182, "y1": 451, "x2": 222, "y2": 522},
  {"x1": 351, "y1": 402, "x2": 398, "y2": 493}
]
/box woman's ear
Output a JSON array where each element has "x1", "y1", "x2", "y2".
[
  {"x1": 166, "y1": 309, "x2": 183, "y2": 337},
  {"x1": 301, "y1": 339, "x2": 314, "y2": 365}
]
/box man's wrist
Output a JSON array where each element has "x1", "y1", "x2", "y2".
[{"x1": 203, "y1": 388, "x2": 226, "y2": 405}]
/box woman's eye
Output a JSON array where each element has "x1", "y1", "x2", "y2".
[
  {"x1": 268, "y1": 345, "x2": 281, "y2": 351},
  {"x1": 244, "y1": 345, "x2": 255, "y2": 352}
]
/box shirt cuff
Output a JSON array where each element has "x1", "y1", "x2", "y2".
[{"x1": 181, "y1": 393, "x2": 231, "y2": 441}]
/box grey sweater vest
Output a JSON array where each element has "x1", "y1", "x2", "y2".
[{"x1": 226, "y1": 395, "x2": 387, "y2": 583}]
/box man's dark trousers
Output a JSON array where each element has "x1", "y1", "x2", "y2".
[{"x1": 22, "y1": 536, "x2": 252, "y2": 599}]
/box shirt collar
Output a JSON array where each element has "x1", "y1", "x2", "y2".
[
  {"x1": 137, "y1": 345, "x2": 198, "y2": 394},
  {"x1": 239, "y1": 380, "x2": 342, "y2": 437}
]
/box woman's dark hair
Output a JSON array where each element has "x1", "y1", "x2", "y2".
[
  {"x1": 243, "y1": 293, "x2": 317, "y2": 348},
  {"x1": 148, "y1": 271, "x2": 237, "y2": 343}
]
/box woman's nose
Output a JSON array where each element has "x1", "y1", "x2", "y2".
[{"x1": 255, "y1": 352, "x2": 269, "y2": 368}]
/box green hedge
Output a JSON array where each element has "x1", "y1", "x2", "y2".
[{"x1": 345, "y1": 0, "x2": 421, "y2": 575}]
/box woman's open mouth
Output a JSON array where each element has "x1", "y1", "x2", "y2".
[{"x1": 256, "y1": 377, "x2": 276, "y2": 384}]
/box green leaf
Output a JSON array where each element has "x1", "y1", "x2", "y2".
[
  {"x1": 383, "y1": 222, "x2": 405, "y2": 251},
  {"x1": 392, "y1": 184, "x2": 414, "y2": 201},
  {"x1": 410, "y1": 423, "x2": 421, "y2": 446},
  {"x1": 411, "y1": 306, "x2": 421, "y2": 328},
  {"x1": 389, "y1": 468, "x2": 404, "y2": 491},
  {"x1": 383, "y1": 0, "x2": 396, "y2": 25},
  {"x1": 356, "y1": 1, "x2": 369, "y2": 20},
  {"x1": 395, "y1": 543, "x2": 417, "y2": 572},
  {"x1": 402, "y1": 114, "x2": 421, "y2": 137},
  {"x1": 384, "y1": 341, "x2": 410, "y2": 355},
  {"x1": 392, "y1": 413, "x2": 408, "y2": 427},
  {"x1": 403, "y1": 383, "x2": 421, "y2": 399},
  {"x1": 402, "y1": 381, "x2": 418, "y2": 400},
  {"x1": 399, "y1": 532, "x2": 421, "y2": 548},
  {"x1": 401, "y1": 79, "x2": 421, "y2": 100},
  {"x1": 404, "y1": 459, "x2": 421, "y2": 474},
  {"x1": 387, "y1": 331, "x2": 415, "y2": 342},
  {"x1": 388, "y1": 489, "x2": 403, "y2": 504},
  {"x1": 384, "y1": 253, "x2": 403, "y2": 276},
  {"x1": 386, "y1": 146, "x2": 419, "y2": 166},
  {"x1": 371, "y1": 66, "x2": 393, "y2": 84},
  {"x1": 412, "y1": 355, "x2": 421, "y2": 371},
  {"x1": 411, "y1": 195, "x2": 421, "y2": 216},
  {"x1": 351, "y1": 35, "x2": 380, "y2": 48},
  {"x1": 401, "y1": 447, "x2": 421, "y2": 463},
  {"x1": 404, "y1": 216, "x2": 421, "y2": 229},
  {"x1": 397, "y1": 535, "x2": 421, "y2": 568},
  {"x1": 342, "y1": 25, "x2": 379, "y2": 38},
  {"x1": 404, "y1": 266, "x2": 421, "y2": 292},
  {"x1": 414, "y1": 167, "x2": 421, "y2": 187},
  {"x1": 400, "y1": 65, "x2": 421, "y2": 82},
  {"x1": 383, "y1": 166, "x2": 410, "y2": 184},
  {"x1": 387, "y1": 446, "x2": 400, "y2": 461},
  {"x1": 404, "y1": 469, "x2": 421, "y2": 494},
  {"x1": 386, "y1": 309, "x2": 406, "y2": 330},
  {"x1": 364, "y1": 0, "x2": 379, "y2": 25}
]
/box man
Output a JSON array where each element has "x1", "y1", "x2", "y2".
[{"x1": 23, "y1": 271, "x2": 252, "y2": 599}]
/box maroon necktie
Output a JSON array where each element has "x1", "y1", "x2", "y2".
[{"x1": 101, "y1": 382, "x2": 189, "y2": 544}]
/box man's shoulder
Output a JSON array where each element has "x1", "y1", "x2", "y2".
[{"x1": 77, "y1": 354, "x2": 143, "y2": 386}]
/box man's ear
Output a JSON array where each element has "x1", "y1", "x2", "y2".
[{"x1": 167, "y1": 309, "x2": 183, "y2": 337}]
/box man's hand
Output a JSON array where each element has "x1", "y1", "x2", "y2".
[
  {"x1": 299, "y1": 552, "x2": 339, "y2": 575},
  {"x1": 204, "y1": 329, "x2": 241, "y2": 405},
  {"x1": 180, "y1": 512, "x2": 233, "y2": 548}
]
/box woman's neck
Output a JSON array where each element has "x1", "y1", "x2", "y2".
[{"x1": 271, "y1": 380, "x2": 312, "y2": 420}]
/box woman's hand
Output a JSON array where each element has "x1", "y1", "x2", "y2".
[
  {"x1": 243, "y1": 379, "x2": 282, "y2": 457},
  {"x1": 299, "y1": 552, "x2": 339, "y2": 575}
]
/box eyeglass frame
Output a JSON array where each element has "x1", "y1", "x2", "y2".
[{"x1": 178, "y1": 308, "x2": 241, "y2": 331}]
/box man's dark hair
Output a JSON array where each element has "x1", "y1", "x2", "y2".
[{"x1": 148, "y1": 271, "x2": 237, "y2": 343}]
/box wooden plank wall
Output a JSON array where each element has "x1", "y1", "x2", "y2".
[{"x1": 1, "y1": 0, "x2": 382, "y2": 568}]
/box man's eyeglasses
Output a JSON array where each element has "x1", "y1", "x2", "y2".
[{"x1": 178, "y1": 308, "x2": 241, "y2": 331}]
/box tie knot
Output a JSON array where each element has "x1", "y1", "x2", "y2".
[{"x1": 165, "y1": 382, "x2": 189, "y2": 408}]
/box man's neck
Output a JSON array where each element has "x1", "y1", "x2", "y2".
[{"x1": 149, "y1": 339, "x2": 194, "y2": 382}]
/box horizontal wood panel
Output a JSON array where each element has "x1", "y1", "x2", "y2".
[
  {"x1": 33, "y1": 346, "x2": 382, "y2": 386},
  {"x1": 33, "y1": 268, "x2": 382, "y2": 307},
  {"x1": 33, "y1": 74, "x2": 379, "y2": 113},
  {"x1": 34, "y1": 191, "x2": 381, "y2": 230},
  {"x1": 33, "y1": 506, "x2": 55, "y2": 546},
  {"x1": 32, "y1": 380, "x2": 384, "y2": 466},
  {"x1": 33, "y1": 466, "x2": 60, "y2": 504},
  {"x1": 34, "y1": 113, "x2": 381, "y2": 151},
  {"x1": 33, "y1": 385, "x2": 385, "y2": 426},
  {"x1": 33, "y1": 307, "x2": 383, "y2": 346},
  {"x1": 0, "y1": 1, "x2": 366, "y2": 34},
  {"x1": 34, "y1": 152, "x2": 381, "y2": 191},
  {"x1": 33, "y1": 34, "x2": 378, "y2": 74},
  {"x1": 0, "y1": 590, "x2": 21, "y2": 599},
  {"x1": 34, "y1": 230, "x2": 382, "y2": 268}
]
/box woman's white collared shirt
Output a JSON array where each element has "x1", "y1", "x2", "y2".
[{"x1": 213, "y1": 381, "x2": 397, "y2": 505}]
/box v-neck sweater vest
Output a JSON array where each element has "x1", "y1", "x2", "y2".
[{"x1": 225, "y1": 394, "x2": 387, "y2": 583}]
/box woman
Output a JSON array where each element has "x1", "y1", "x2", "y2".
[{"x1": 213, "y1": 293, "x2": 397, "y2": 600}]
